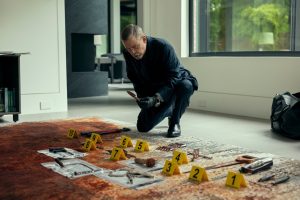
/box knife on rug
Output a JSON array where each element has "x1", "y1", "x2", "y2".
[
  {"x1": 81, "y1": 127, "x2": 131, "y2": 137},
  {"x1": 49, "y1": 147, "x2": 74, "y2": 156},
  {"x1": 130, "y1": 179, "x2": 163, "y2": 190}
]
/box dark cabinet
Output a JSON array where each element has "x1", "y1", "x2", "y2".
[
  {"x1": 65, "y1": 0, "x2": 109, "y2": 98},
  {"x1": 0, "y1": 54, "x2": 21, "y2": 122}
]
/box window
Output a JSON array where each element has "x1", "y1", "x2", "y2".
[
  {"x1": 94, "y1": 35, "x2": 109, "y2": 58},
  {"x1": 190, "y1": 0, "x2": 300, "y2": 56},
  {"x1": 120, "y1": 0, "x2": 137, "y2": 51}
]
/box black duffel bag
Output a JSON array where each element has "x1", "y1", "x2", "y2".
[{"x1": 271, "y1": 92, "x2": 300, "y2": 139}]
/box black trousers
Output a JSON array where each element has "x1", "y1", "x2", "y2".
[{"x1": 137, "y1": 79, "x2": 194, "y2": 132}]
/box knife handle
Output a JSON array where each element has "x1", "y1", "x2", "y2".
[
  {"x1": 54, "y1": 158, "x2": 64, "y2": 167},
  {"x1": 272, "y1": 175, "x2": 290, "y2": 185},
  {"x1": 258, "y1": 174, "x2": 275, "y2": 182},
  {"x1": 49, "y1": 147, "x2": 66, "y2": 153}
]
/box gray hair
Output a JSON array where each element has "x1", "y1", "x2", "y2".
[{"x1": 121, "y1": 24, "x2": 144, "y2": 41}]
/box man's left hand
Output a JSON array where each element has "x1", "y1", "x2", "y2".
[{"x1": 137, "y1": 96, "x2": 158, "y2": 109}]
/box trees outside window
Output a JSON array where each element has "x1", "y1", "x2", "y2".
[
  {"x1": 190, "y1": 0, "x2": 300, "y2": 55},
  {"x1": 120, "y1": 0, "x2": 137, "y2": 51}
]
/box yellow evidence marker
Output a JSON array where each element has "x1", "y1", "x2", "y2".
[
  {"x1": 225, "y1": 171, "x2": 247, "y2": 189},
  {"x1": 134, "y1": 139, "x2": 149, "y2": 152},
  {"x1": 90, "y1": 133, "x2": 103, "y2": 144},
  {"x1": 119, "y1": 135, "x2": 133, "y2": 148},
  {"x1": 110, "y1": 147, "x2": 127, "y2": 161},
  {"x1": 172, "y1": 149, "x2": 189, "y2": 165},
  {"x1": 67, "y1": 128, "x2": 78, "y2": 138},
  {"x1": 189, "y1": 166, "x2": 209, "y2": 183},
  {"x1": 82, "y1": 139, "x2": 96, "y2": 152},
  {"x1": 162, "y1": 160, "x2": 181, "y2": 176}
]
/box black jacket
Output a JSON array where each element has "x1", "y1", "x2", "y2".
[{"x1": 123, "y1": 36, "x2": 198, "y2": 101}]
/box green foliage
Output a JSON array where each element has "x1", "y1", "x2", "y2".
[
  {"x1": 235, "y1": 3, "x2": 290, "y2": 48},
  {"x1": 209, "y1": 0, "x2": 226, "y2": 51},
  {"x1": 208, "y1": 0, "x2": 290, "y2": 51}
]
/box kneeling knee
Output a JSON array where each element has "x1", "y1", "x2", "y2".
[
  {"x1": 137, "y1": 122, "x2": 152, "y2": 132},
  {"x1": 177, "y1": 80, "x2": 193, "y2": 94}
]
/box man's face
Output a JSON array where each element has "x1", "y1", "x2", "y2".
[{"x1": 122, "y1": 35, "x2": 147, "y2": 60}]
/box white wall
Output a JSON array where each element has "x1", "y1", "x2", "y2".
[
  {"x1": 110, "y1": 0, "x2": 121, "y2": 54},
  {"x1": 137, "y1": 0, "x2": 151, "y2": 36},
  {"x1": 142, "y1": 0, "x2": 300, "y2": 119},
  {"x1": 0, "y1": 0, "x2": 67, "y2": 114}
]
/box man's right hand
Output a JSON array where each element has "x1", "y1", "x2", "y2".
[{"x1": 137, "y1": 96, "x2": 157, "y2": 109}]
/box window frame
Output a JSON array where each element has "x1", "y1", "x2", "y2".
[{"x1": 189, "y1": 0, "x2": 300, "y2": 57}]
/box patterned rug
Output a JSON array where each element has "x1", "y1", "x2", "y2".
[{"x1": 0, "y1": 117, "x2": 299, "y2": 200}]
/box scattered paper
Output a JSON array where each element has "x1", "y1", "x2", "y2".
[
  {"x1": 119, "y1": 159, "x2": 164, "y2": 172},
  {"x1": 95, "y1": 169, "x2": 163, "y2": 189},
  {"x1": 38, "y1": 148, "x2": 87, "y2": 159},
  {"x1": 41, "y1": 159, "x2": 103, "y2": 179}
]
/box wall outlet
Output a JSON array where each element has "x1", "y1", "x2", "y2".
[{"x1": 40, "y1": 101, "x2": 51, "y2": 110}]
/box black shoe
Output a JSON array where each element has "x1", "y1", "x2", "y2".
[{"x1": 166, "y1": 123, "x2": 181, "y2": 138}]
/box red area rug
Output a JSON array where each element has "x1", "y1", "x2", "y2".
[
  {"x1": 0, "y1": 118, "x2": 123, "y2": 200},
  {"x1": 0, "y1": 117, "x2": 299, "y2": 200}
]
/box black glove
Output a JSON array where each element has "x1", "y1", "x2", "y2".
[{"x1": 137, "y1": 96, "x2": 158, "y2": 109}]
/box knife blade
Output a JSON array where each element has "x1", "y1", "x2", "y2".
[
  {"x1": 272, "y1": 175, "x2": 290, "y2": 185},
  {"x1": 130, "y1": 179, "x2": 163, "y2": 189}
]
